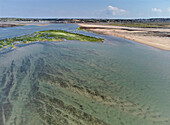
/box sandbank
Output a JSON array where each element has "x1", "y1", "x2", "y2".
[{"x1": 78, "y1": 24, "x2": 170, "y2": 51}]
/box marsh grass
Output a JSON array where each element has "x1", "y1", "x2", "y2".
[{"x1": 0, "y1": 30, "x2": 103, "y2": 50}]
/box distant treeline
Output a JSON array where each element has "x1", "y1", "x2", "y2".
[{"x1": 1, "y1": 18, "x2": 170, "y2": 23}]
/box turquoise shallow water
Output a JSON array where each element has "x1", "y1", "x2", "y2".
[{"x1": 0, "y1": 24, "x2": 170, "y2": 125}]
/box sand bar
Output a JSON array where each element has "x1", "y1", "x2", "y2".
[{"x1": 78, "y1": 23, "x2": 170, "y2": 51}]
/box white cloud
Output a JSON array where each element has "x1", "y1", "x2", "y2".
[
  {"x1": 152, "y1": 8, "x2": 162, "y2": 12},
  {"x1": 107, "y1": 6, "x2": 127, "y2": 16}
]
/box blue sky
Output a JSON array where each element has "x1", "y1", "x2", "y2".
[{"x1": 0, "y1": 0, "x2": 170, "y2": 18}]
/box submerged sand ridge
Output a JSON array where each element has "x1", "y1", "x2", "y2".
[{"x1": 78, "y1": 24, "x2": 170, "y2": 50}]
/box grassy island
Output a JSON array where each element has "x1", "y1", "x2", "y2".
[{"x1": 0, "y1": 30, "x2": 103, "y2": 50}]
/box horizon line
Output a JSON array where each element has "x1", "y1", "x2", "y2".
[{"x1": 0, "y1": 17, "x2": 170, "y2": 20}]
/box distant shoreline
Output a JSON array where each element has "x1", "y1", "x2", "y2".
[
  {"x1": 0, "y1": 22, "x2": 49, "y2": 28},
  {"x1": 0, "y1": 23, "x2": 22, "y2": 28},
  {"x1": 78, "y1": 23, "x2": 170, "y2": 51}
]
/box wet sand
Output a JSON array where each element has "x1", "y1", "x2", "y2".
[{"x1": 78, "y1": 24, "x2": 170, "y2": 51}]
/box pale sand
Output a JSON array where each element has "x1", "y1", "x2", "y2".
[
  {"x1": 23, "y1": 23, "x2": 49, "y2": 26},
  {"x1": 78, "y1": 24, "x2": 170, "y2": 51},
  {"x1": 0, "y1": 22, "x2": 49, "y2": 27}
]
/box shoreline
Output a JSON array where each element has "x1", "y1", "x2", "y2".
[
  {"x1": 0, "y1": 23, "x2": 23, "y2": 28},
  {"x1": 0, "y1": 22, "x2": 49, "y2": 28},
  {"x1": 23, "y1": 23, "x2": 49, "y2": 26},
  {"x1": 78, "y1": 23, "x2": 170, "y2": 51}
]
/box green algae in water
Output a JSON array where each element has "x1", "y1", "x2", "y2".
[{"x1": 0, "y1": 41, "x2": 170, "y2": 125}]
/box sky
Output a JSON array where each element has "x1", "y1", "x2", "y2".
[{"x1": 0, "y1": 0, "x2": 170, "y2": 19}]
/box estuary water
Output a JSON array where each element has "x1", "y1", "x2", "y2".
[{"x1": 0, "y1": 24, "x2": 170, "y2": 125}]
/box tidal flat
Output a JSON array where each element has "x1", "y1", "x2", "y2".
[
  {"x1": 78, "y1": 23, "x2": 170, "y2": 50},
  {"x1": 0, "y1": 24, "x2": 170, "y2": 125}
]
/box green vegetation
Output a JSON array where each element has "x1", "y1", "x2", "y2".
[
  {"x1": 76, "y1": 27, "x2": 87, "y2": 32},
  {"x1": 0, "y1": 30, "x2": 103, "y2": 50},
  {"x1": 108, "y1": 23, "x2": 164, "y2": 28},
  {"x1": 40, "y1": 30, "x2": 103, "y2": 42}
]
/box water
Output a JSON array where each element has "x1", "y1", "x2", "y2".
[{"x1": 0, "y1": 24, "x2": 170, "y2": 125}]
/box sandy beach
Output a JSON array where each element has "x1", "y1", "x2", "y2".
[
  {"x1": 78, "y1": 24, "x2": 170, "y2": 51},
  {"x1": 23, "y1": 23, "x2": 49, "y2": 26}
]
